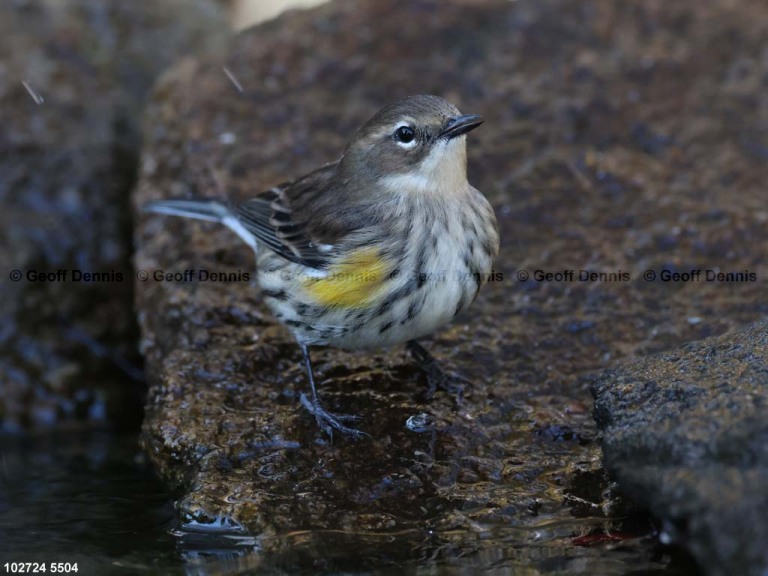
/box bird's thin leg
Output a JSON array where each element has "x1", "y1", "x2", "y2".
[
  {"x1": 298, "y1": 344, "x2": 368, "y2": 438},
  {"x1": 406, "y1": 340, "x2": 468, "y2": 402}
]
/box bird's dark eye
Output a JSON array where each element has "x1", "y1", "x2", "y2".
[{"x1": 394, "y1": 126, "x2": 416, "y2": 144}]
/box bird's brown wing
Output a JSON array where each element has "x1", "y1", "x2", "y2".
[{"x1": 235, "y1": 163, "x2": 341, "y2": 270}]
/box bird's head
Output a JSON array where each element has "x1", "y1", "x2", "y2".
[{"x1": 340, "y1": 95, "x2": 483, "y2": 196}]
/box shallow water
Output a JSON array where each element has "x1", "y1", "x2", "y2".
[
  {"x1": 0, "y1": 430, "x2": 699, "y2": 575},
  {"x1": 0, "y1": 431, "x2": 177, "y2": 575}
]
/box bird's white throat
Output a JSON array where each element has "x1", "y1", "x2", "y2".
[{"x1": 382, "y1": 137, "x2": 468, "y2": 196}]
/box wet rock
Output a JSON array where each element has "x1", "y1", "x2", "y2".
[
  {"x1": 135, "y1": 0, "x2": 768, "y2": 571},
  {"x1": 593, "y1": 320, "x2": 768, "y2": 576},
  {"x1": 0, "y1": 1, "x2": 229, "y2": 430}
]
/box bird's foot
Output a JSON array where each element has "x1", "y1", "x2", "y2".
[
  {"x1": 299, "y1": 393, "x2": 369, "y2": 439},
  {"x1": 423, "y1": 366, "x2": 469, "y2": 403},
  {"x1": 407, "y1": 340, "x2": 469, "y2": 403}
]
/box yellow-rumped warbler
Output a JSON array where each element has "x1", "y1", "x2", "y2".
[{"x1": 144, "y1": 95, "x2": 499, "y2": 438}]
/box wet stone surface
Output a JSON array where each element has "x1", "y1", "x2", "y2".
[
  {"x1": 593, "y1": 320, "x2": 768, "y2": 576},
  {"x1": 134, "y1": 0, "x2": 768, "y2": 571},
  {"x1": 0, "y1": 0, "x2": 229, "y2": 430}
]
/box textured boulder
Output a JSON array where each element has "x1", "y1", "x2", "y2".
[
  {"x1": 134, "y1": 0, "x2": 768, "y2": 570},
  {"x1": 593, "y1": 320, "x2": 768, "y2": 576},
  {"x1": 0, "y1": 0, "x2": 229, "y2": 430}
]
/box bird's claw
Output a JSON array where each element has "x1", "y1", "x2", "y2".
[
  {"x1": 300, "y1": 393, "x2": 368, "y2": 438},
  {"x1": 424, "y1": 367, "x2": 468, "y2": 404},
  {"x1": 407, "y1": 341, "x2": 468, "y2": 404}
]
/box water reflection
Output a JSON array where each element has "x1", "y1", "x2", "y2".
[
  {"x1": 0, "y1": 431, "x2": 696, "y2": 575},
  {"x1": 0, "y1": 431, "x2": 177, "y2": 575}
]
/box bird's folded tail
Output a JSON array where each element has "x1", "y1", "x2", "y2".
[
  {"x1": 143, "y1": 198, "x2": 231, "y2": 222},
  {"x1": 143, "y1": 198, "x2": 258, "y2": 251}
]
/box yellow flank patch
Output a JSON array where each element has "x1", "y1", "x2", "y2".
[{"x1": 302, "y1": 247, "x2": 391, "y2": 308}]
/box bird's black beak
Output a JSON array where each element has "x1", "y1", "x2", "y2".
[{"x1": 440, "y1": 114, "x2": 484, "y2": 139}]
